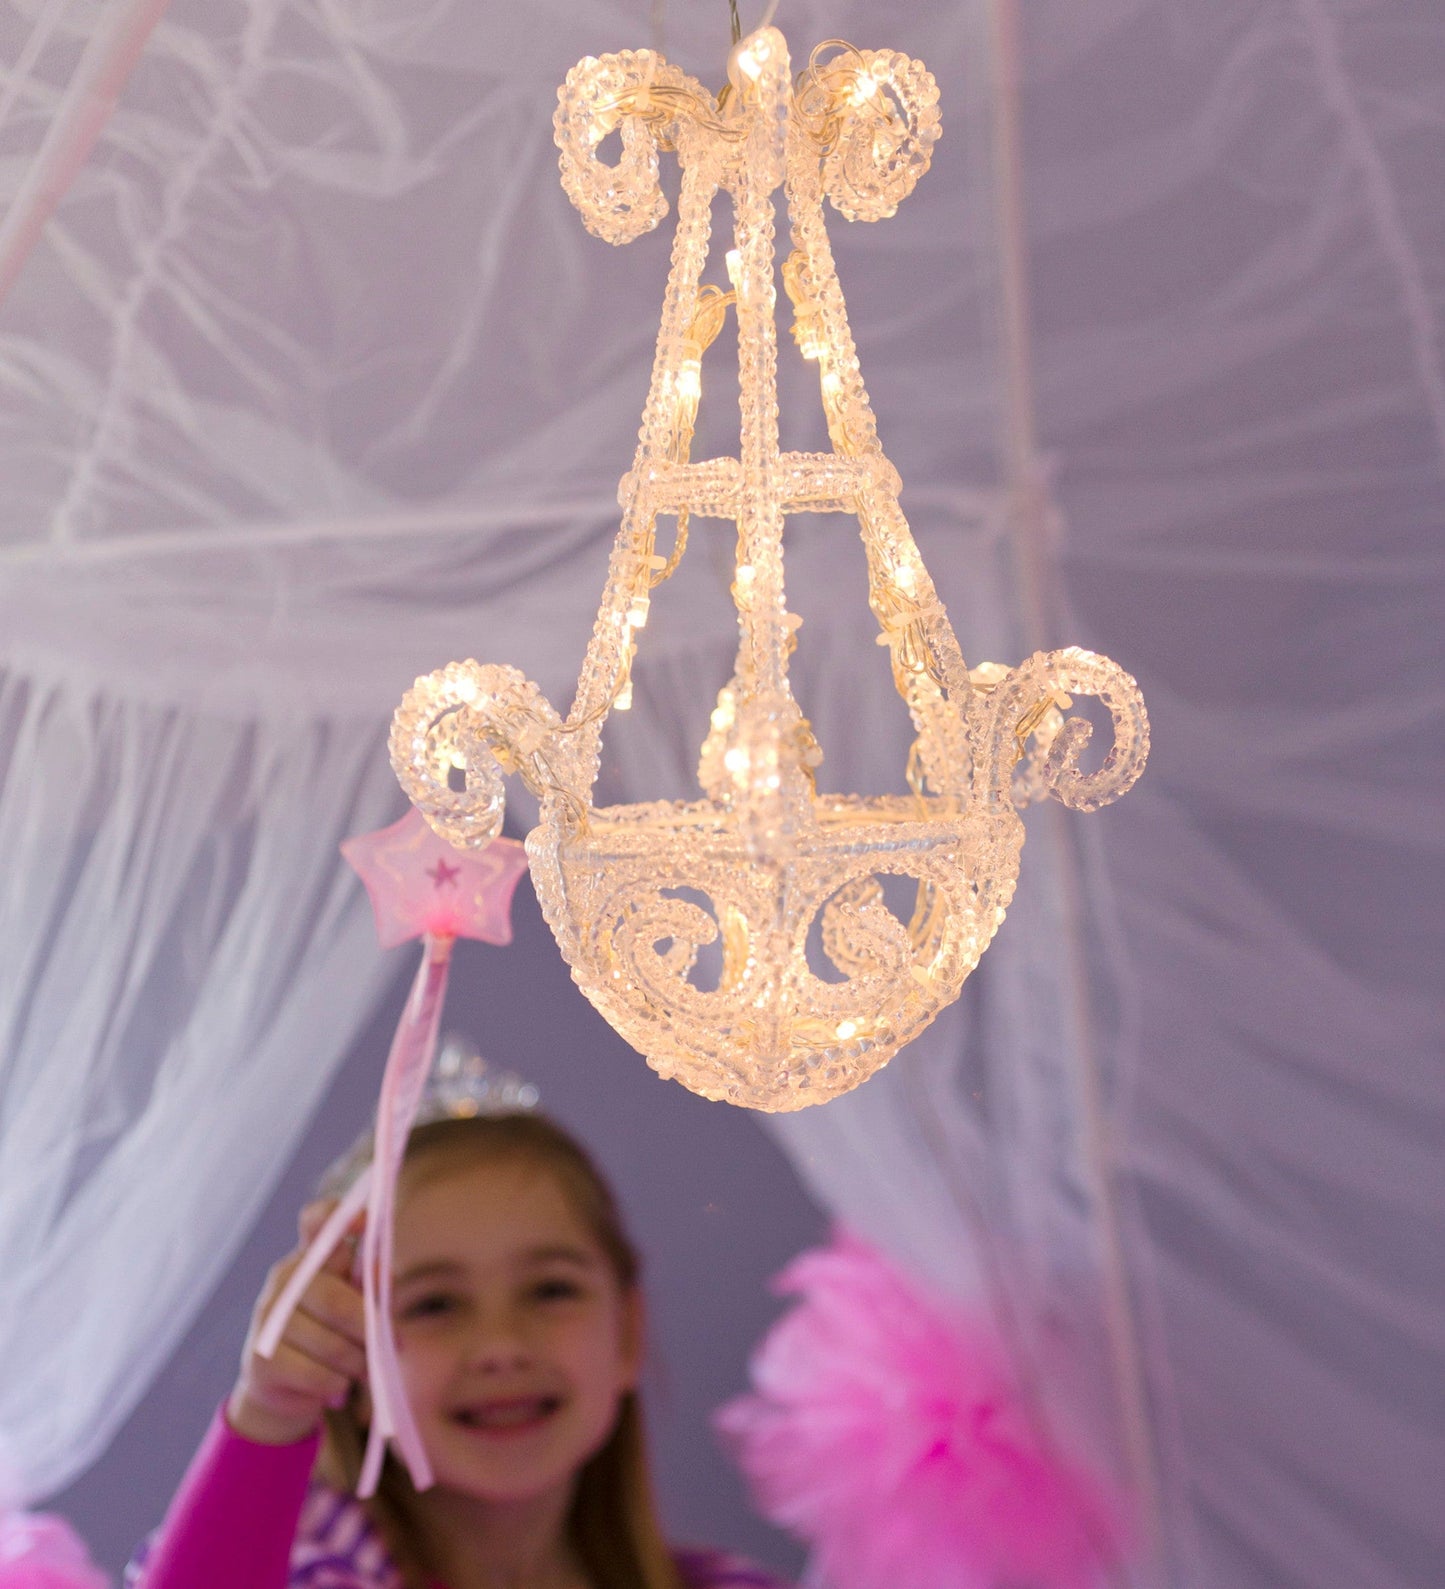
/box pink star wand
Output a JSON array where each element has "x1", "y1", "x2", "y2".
[{"x1": 256, "y1": 809, "x2": 528, "y2": 1495}]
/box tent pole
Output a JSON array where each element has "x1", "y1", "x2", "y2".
[
  {"x1": 0, "y1": 0, "x2": 175, "y2": 310},
  {"x1": 983, "y1": 1, "x2": 1169, "y2": 1580}
]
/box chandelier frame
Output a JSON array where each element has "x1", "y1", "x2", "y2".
[{"x1": 391, "y1": 29, "x2": 1149, "y2": 1111}]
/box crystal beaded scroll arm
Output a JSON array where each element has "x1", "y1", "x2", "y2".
[
  {"x1": 391, "y1": 28, "x2": 1150, "y2": 1114},
  {"x1": 974, "y1": 649, "x2": 1152, "y2": 815}
]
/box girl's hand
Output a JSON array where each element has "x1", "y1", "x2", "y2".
[{"x1": 228, "y1": 1200, "x2": 367, "y2": 1446}]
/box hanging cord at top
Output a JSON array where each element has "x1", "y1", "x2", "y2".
[{"x1": 730, "y1": 0, "x2": 780, "y2": 46}]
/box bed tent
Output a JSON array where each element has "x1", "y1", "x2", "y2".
[{"x1": 0, "y1": 2, "x2": 1440, "y2": 1584}]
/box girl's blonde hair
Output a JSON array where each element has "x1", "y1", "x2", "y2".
[{"x1": 317, "y1": 1113, "x2": 685, "y2": 1589}]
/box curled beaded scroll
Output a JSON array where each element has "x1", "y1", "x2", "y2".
[
  {"x1": 972, "y1": 649, "x2": 1151, "y2": 814},
  {"x1": 391, "y1": 662, "x2": 569, "y2": 848},
  {"x1": 391, "y1": 28, "x2": 1149, "y2": 1112},
  {"x1": 795, "y1": 45, "x2": 943, "y2": 222},
  {"x1": 555, "y1": 52, "x2": 720, "y2": 245}
]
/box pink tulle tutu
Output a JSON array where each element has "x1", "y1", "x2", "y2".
[
  {"x1": 717, "y1": 1230, "x2": 1128, "y2": 1589},
  {"x1": 0, "y1": 1513, "x2": 109, "y2": 1589}
]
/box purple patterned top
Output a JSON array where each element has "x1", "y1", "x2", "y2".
[
  {"x1": 223, "y1": 1480, "x2": 786, "y2": 1588},
  {"x1": 126, "y1": 1409, "x2": 789, "y2": 1589}
]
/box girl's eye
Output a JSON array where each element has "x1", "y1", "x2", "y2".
[
  {"x1": 531, "y1": 1275, "x2": 584, "y2": 1303},
  {"x1": 400, "y1": 1291, "x2": 459, "y2": 1321}
]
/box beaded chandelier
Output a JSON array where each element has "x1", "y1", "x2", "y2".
[{"x1": 392, "y1": 28, "x2": 1149, "y2": 1112}]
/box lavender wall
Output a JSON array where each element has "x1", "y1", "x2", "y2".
[{"x1": 55, "y1": 871, "x2": 825, "y2": 1579}]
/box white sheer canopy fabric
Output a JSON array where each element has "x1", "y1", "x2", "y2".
[
  {"x1": 0, "y1": 3, "x2": 1440, "y2": 1588},
  {"x1": 0, "y1": 673, "x2": 404, "y2": 1496}
]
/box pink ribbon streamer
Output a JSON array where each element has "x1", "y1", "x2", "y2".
[
  {"x1": 258, "y1": 932, "x2": 454, "y2": 1495},
  {"x1": 356, "y1": 932, "x2": 453, "y2": 1493},
  {"x1": 0, "y1": 0, "x2": 175, "y2": 308}
]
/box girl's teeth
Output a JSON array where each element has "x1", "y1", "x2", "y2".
[{"x1": 460, "y1": 1399, "x2": 554, "y2": 1429}]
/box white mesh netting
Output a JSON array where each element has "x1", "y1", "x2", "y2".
[{"x1": 0, "y1": 2, "x2": 1440, "y2": 1586}]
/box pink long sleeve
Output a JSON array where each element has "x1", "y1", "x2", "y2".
[{"x1": 133, "y1": 1406, "x2": 320, "y2": 1589}]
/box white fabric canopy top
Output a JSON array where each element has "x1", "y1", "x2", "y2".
[{"x1": 0, "y1": 2, "x2": 1441, "y2": 1587}]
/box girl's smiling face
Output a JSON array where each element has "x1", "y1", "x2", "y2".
[{"x1": 391, "y1": 1151, "x2": 641, "y2": 1507}]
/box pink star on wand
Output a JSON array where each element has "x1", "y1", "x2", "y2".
[{"x1": 342, "y1": 808, "x2": 528, "y2": 949}]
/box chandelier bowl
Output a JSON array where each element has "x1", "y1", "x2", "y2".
[{"x1": 527, "y1": 795, "x2": 1020, "y2": 1110}]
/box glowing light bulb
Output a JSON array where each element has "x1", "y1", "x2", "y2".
[
  {"x1": 734, "y1": 34, "x2": 770, "y2": 82},
  {"x1": 676, "y1": 359, "x2": 702, "y2": 402},
  {"x1": 835, "y1": 1019, "x2": 859, "y2": 1039},
  {"x1": 615, "y1": 680, "x2": 634, "y2": 710},
  {"x1": 723, "y1": 746, "x2": 749, "y2": 775}
]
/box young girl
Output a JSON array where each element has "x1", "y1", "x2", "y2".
[{"x1": 127, "y1": 1111, "x2": 791, "y2": 1589}]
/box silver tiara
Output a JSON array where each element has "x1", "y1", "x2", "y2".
[
  {"x1": 318, "y1": 1036, "x2": 541, "y2": 1200},
  {"x1": 418, "y1": 1033, "x2": 541, "y2": 1124}
]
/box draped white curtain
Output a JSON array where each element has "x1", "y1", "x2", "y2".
[
  {"x1": 0, "y1": 669, "x2": 404, "y2": 1496},
  {"x1": 0, "y1": 3, "x2": 1440, "y2": 1588}
]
